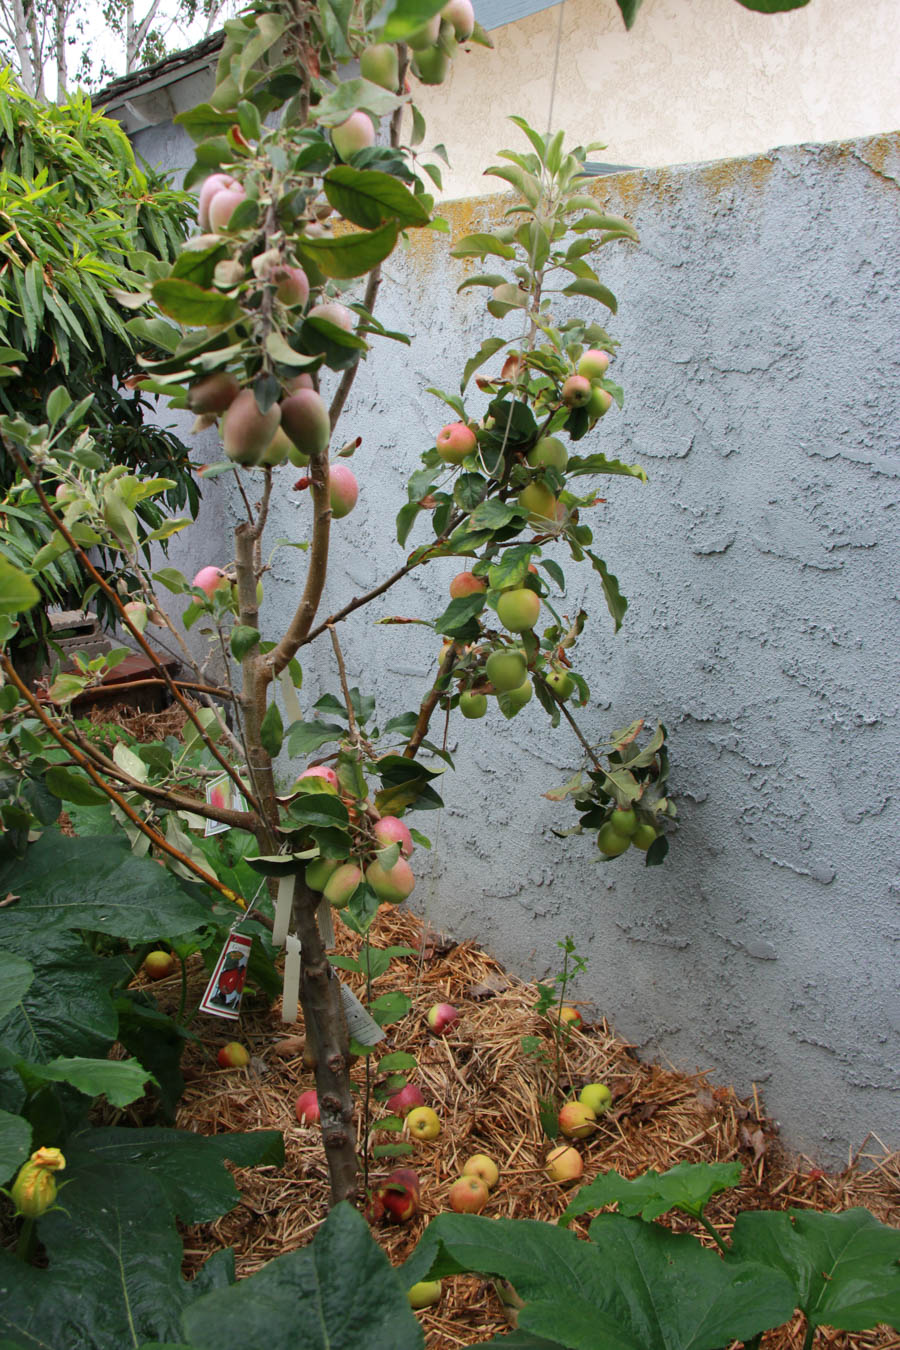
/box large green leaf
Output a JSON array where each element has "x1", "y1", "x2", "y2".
[
  {"x1": 0, "y1": 833, "x2": 213, "y2": 943},
  {"x1": 0, "y1": 1106, "x2": 31, "y2": 1185},
  {"x1": 0, "y1": 951, "x2": 34, "y2": 1019},
  {"x1": 297, "y1": 222, "x2": 399, "y2": 279},
  {"x1": 729, "y1": 1207, "x2": 900, "y2": 1332},
  {"x1": 0, "y1": 1162, "x2": 192, "y2": 1348},
  {"x1": 66, "y1": 1125, "x2": 284, "y2": 1223},
  {"x1": 0, "y1": 1130, "x2": 282, "y2": 1347},
  {"x1": 22, "y1": 1056, "x2": 154, "y2": 1108},
  {"x1": 0, "y1": 928, "x2": 119, "y2": 1064},
  {"x1": 287, "y1": 719, "x2": 345, "y2": 756},
  {"x1": 560, "y1": 1161, "x2": 743, "y2": 1226},
  {"x1": 183, "y1": 1201, "x2": 424, "y2": 1349},
  {"x1": 323, "y1": 167, "x2": 430, "y2": 229},
  {"x1": 409, "y1": 1212, "x2": 795, "y2": 1350}
]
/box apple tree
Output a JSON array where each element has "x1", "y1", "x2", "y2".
[{"x1": 0, "y1": 0, "x2": 674, "y2": 1208}]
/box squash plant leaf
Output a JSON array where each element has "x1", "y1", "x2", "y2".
[
  {"x1": 560, "y1": 1160, "x2": 743, "y2": 1227},
  {"x1": 406, "y1": 1211, "x2": 795, "y2": 1350},
  {"x1": 183, "y1": 1201, "x2": 424, "y2": 1349},
  {"x1": 728, "y1": 1207, "x2": 900, "y2": 1333}
]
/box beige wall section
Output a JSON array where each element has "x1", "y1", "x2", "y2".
[{"x1": 411, "y1": 0, "x2": 900, "y2": 199}]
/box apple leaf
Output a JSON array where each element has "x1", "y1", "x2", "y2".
[
  {"x1": 323, "y1": 167, "x2": 430, "y2": 229},
  {"x1": 560, "y1": 1161, "x2": 743, "y2": 1227},
  {"x1": 183, "y1": 1201, "x2": 424, "y2": 1349},
  {"x1": 728, "y1": 1207, "x2": 900, "y2": 1332},
  {"x1": 297, "y1": 222, "x2": 399, "y2": 280},
  {"x1": 585, "y1": 550, "x2": 628, "y2": 633},
  {"x1": 151, "y1": 279, "x2": 242, "y2": 327},
  {"x1": 0, "y1": 555, "x2": 39, "y2": 615}
]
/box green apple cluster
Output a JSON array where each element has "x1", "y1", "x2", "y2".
[{"x1": 596, "y1": 807, "x2": 657, "y2": 857}]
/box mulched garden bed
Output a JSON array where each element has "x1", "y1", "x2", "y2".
[
  {"x1": 96, "y1": 700, "x2": 898, "y2": 1350},
  {"x1": 130, "y1": 905, "x2": 898, "y2": 1350}
]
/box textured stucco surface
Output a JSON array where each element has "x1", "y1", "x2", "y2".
[
  {"x1": 134, "y1": 123, "x2": 899, "y2": 1166},
  {"x1": 415, "y1": 0, "x2": 900, "y2": 199}
]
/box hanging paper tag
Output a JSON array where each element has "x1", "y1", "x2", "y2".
[
  {"x1": 282, "y1": 935, "x2": 301, "y2": 1025},
  {"x1": 204, "y1": 773, "x2": 249, "y2": 837},
  {"x1": 338, "y1": 979, "x2": 385, "y2": 1047},
  {"x1": 199, "y1": 931, "x2": 252, "y2": 1020},
  {"x1": 272, "y1": 874, "x2": 294, "y2": 949},
  {"x1": 316, "y1": 897, "x2": 335, "y2": 948}
]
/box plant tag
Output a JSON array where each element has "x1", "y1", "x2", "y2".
[
  {"x1": 338, "y1": 980, "x2": 385, "y2": 1047},
  {"x1": 199, "y1": 931, "x2": 252, "y2": 1020},
  {"x1": 272, "y1": 874, "x2": 293, "y2": 948},
  {"x1": 317, "y1": 897, "x2": 335, "y2": 947},
  {"x1": 282, "y1": 935, "x2": 301, "y2": 1024},
  {"x1": 204, "y1": 773, "x2": 248, "y2": 836}
]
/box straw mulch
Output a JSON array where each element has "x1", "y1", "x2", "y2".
[{"x1": 131, "y1": 903, "x2": 899, "y2": 1350}]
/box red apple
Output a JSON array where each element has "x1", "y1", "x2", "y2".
[
  {"x1": 449, "y1": 571, "x2": 487, "y2": 599},
  {"x1": 298, "y1": 764, "x2": 338, "y2": 790},
  {"x1": 366, "y1": 856, "x2": 415, "y2": 903},
  {"x1": 577, "y1": 348, "x2": 610, "y2": 380},
  {"x1": 561, "y1": 374, "x2": 592, "y2": 408},
  {"x1": 558, "y1": 1101, "x2": 596, "y2": 1139},
  {"x1": 558, "y1": 1005, "x2": 583, "y2": 1030},
  {"x1": 386, "y1": 1082, "x2": 425, "y2": 1115},
  {"x1": 192, "y1": 566, "x2": 228, "y2": 597},
  {"x1": 308, "y1": 301, "x2": 354, "y2": 331},
  {"x1": 208, "y1": 185, "x2": 246, "y2": 231},
  {"x1": 295, "y1": 1089, "x2": 320, "y2": 1124},
  {"x1": 373, "y1": 815, "x2": 414, "y2": 858},
  {"x1": 331, "y1": 111, "x2": 376, "y2": 160},
  {"x1": 436, "y1": 422, "x2": 477, "y2": 465},
  {"x1": 329, "y1": 463, "x2": 359, "y2": 519},
  {"x1": 449, "y1": 1174, "x2": 489, "y2": 1213},
  {"x1": 376, "y1": 1167, "x2": 421, "y2": 1222},
  {"x1": 426, "y1": 1003, "x2": 458, "y2": 1034},
  {"x1": 197, "y1": 173, "x2": 240, "y2": 230},
  {"x1": 217, "y1": 1042, "x2": 250, "y2": 1069}
]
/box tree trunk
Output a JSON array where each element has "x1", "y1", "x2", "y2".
[{"x1": 291, "y1": 876, "x2": 358, "y2": 1205}]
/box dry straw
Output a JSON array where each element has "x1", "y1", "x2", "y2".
[{"x1": 127, "y1": 903, "x2": 898, "y2": 1350}]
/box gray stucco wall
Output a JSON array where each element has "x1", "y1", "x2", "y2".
[{"x1": 135, "y1": 124, "x2": 899, "y2": 1167}]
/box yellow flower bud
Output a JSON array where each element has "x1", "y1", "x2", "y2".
[{"x1": 10, "y1": 1146, "x2": 66, "y2": 1218}]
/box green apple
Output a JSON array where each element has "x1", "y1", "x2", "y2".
[
  {"x1": 408, "y1": 1279, "x2": 442, "y2": 1309},
  {"x1": 597, "y1": 823, "x2": 630, "y2": 857},
  {"x1": 632, "y1": 823, "x2": 658, "y2": 851},
  {"x1": 486, "y1": 648, "x2": 527, "y2": 692},
  {"x1": 545, "y1": 669, "x2": 574, "y2": 700},
  {"x1": 579, "y1": 1082, "x2": 612, "y2": 1115},
  {"x1": 610, "y1": 808, "x2": 637, "y2": 837},
  {"x1": 459, "y1": 690, "x2": 488, "y2": 719}
]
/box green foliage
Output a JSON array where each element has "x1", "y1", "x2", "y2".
[
  {"x1": 559, "y1": 1159, "x2": 743, "y2": 1227},
  {"x1": 614, "y1": 0, "x2": 809, "y2": 26},
  {"x1": 0, "y1": 72, "x2": 196, "y2": 654},
  {"x1": 404, "y1": 1179, "x2": 899, "y2": 1349},
  {"x1": 181, "y1": 1202, "x2": 424, "y2": 1349}
]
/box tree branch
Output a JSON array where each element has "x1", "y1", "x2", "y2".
[
  {"x1": 403, "y1": 644, "x2": 457, "y2": 758},
  {"x1": 1, "y1": 657, "x2": 246, "y2": 904}
]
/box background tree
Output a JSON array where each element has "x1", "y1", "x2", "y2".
[{"x1": 0, "y1": 71, "x2": 196, "y2": 676}]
